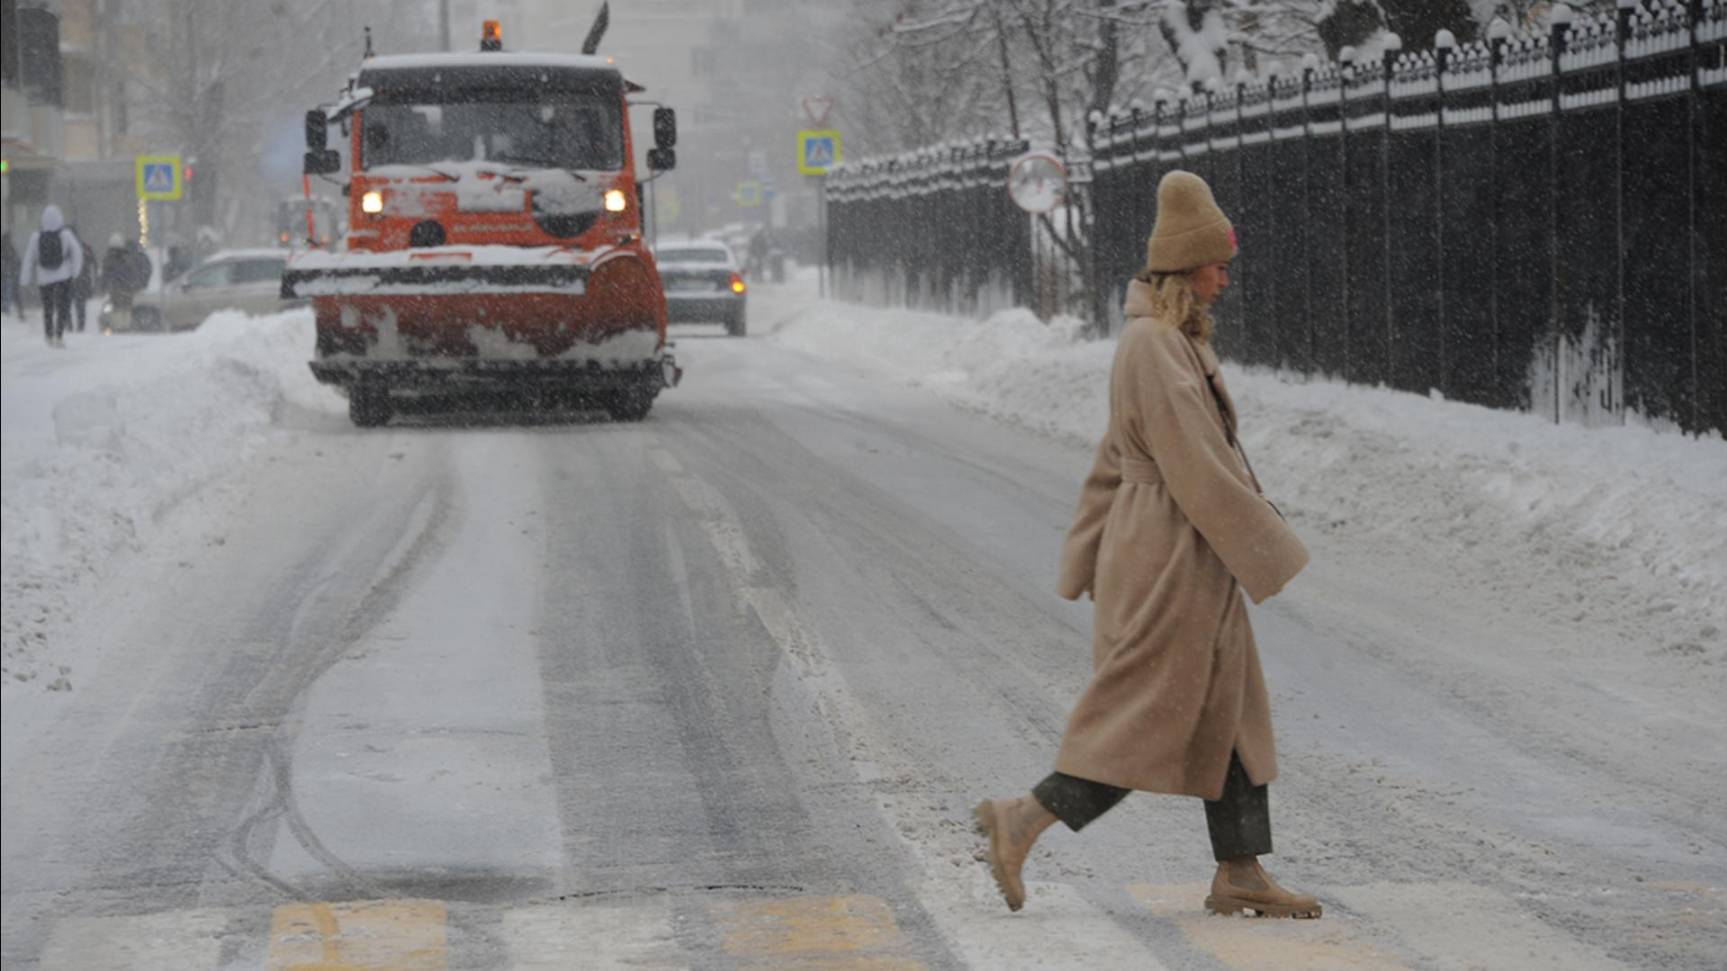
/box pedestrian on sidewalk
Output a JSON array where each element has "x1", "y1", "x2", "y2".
[
  {"x1": 975, "y1": 170, "x2": 1321, "y2": 919},
  {"x1": 19, "y1": 205, "x2": 85, "y2": 347},
  {"x1": 1, "y1": 231, "x2": 22, "y2": 318},
  {"x1": 100, "y1": 233, "x2": 148, "y2": 330},
  {"x1": 69, "y1": 225, "x2": 96, "y2": 333}
]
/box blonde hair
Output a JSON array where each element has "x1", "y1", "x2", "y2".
[{"x1": 1132, "y1": 268, "x2": 1214, "y2": 342}]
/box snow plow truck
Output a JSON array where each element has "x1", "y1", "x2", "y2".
[{"x1": 284, "y1": 13, "x2": 681, "y2": 427}]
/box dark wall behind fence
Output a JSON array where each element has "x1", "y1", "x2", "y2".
[{"x1": 827, "y1": 2, "x2": 1727, "y2": 437}]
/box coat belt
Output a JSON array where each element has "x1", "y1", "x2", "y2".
[{"x1": 1120, "y1": 456, "x2": 1163, "y2": 484}]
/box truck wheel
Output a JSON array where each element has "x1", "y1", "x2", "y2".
[
  {"x1": 350, "y1": 384, "x2": 392, "y2": 428},
  {"x1": 605, "y1": 391, "x2": 654, "y2": 422},
  {"x1": 726, "y1": 313, "x2": 747, "y2": 337}
]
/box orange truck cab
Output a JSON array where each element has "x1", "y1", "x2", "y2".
[{"x1": 285, "y1": 20, "x2": 680, "y2": 426}]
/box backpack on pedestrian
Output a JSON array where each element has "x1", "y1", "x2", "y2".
[{"x1": 38, "y1": 230, "x2": 64, "y2": 271}]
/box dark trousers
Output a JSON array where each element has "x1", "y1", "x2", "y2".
[
  {"x1": 39, "y1": 281, "x2": 72, "y2": 341},
  {"x1": 1032, "y1": 752, "x2": 1273, "y2": 862}
]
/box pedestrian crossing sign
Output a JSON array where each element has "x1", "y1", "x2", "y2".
[
  {"x1": 797, "y1": 130, "x2": 841, "y2": 176},
  {"x1": 135, "y1": 154, "x2": 183, "y2": 201}
]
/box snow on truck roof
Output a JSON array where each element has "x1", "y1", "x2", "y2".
[{"x1": 361, "y1": 52, "x2": 620, "y2": 73}]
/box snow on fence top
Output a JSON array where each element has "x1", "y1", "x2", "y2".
[
  {"x1": 827, "y1": 138, "x2": 1029, "y2": 204},
  {"x1": 831, "y1": 0, "x2": 1720, "y2": 195},
  {"x1": 1703, "y1": 0, "x2": 1727, "y2": 42}
]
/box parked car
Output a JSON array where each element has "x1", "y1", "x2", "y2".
[
  {"x1": 655, "y1": 239, "x2": 747, "y2": 336},
  {"x1": 106, "y1": 249, "x2": 296, "y2": 333}
]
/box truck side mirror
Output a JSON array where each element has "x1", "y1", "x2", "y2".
[
  {"x1": 304, "y1": 150, "x2": 342, "y2": 176},
  {"x1": 306, "y1": 109, "x2": 328, "y2": 152},
  {"x1": 653, "y1": 107, "x2": 676, "y2": 149},
  {"x1": 648, "y1": 147, "x2": 675, "y2": 172}
]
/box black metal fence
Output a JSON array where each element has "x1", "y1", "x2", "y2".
[
  {"x1": 827, "y1": 1, "x2": 1727, "y2": 437},
  {"x1": 827, "y1": 137, "x2": 1036, "y2": 317}
]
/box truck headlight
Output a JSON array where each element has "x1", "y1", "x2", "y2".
[
  {"x1": 604, "y1": 189, "x2": 627, "y2": 213},
  {"x1": 361, "y1": 190, "x2": 384, "y2": 214}
]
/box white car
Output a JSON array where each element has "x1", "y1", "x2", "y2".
[
  {"x1": 107, "y1": 249, "x2": 298, "y2": 333},
  {"x1": 655, "y1": 240, "x2": 747, "y2": 336}
]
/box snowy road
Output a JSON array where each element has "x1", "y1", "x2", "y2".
[{"x1": 3, "y1": 289, "x2": 1724, "y2": 970}]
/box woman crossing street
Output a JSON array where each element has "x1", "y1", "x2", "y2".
[{"x1": 976, "y1": 170, "x2": 1321, "y2": 919}]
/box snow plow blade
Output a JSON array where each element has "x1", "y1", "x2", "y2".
[
  {"x1": 307, "y1": 356, "x2": 681, "y2": 390},
  {"x1": 288, "y1": 246, "x2": 670, "y2": 378},
  {"x1": 280, "y1": 262, "x2": 590, "y2": 300}
]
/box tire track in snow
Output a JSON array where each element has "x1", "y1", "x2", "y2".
[{"x1": 645, "y1": 440, "x2": 1169, "y2": 970}]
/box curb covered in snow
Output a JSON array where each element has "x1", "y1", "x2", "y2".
[{"x1": 1, "y1": 310, "x2": 334, "y2": 691}]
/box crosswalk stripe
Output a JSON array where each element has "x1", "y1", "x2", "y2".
[
  {"x1": 709, "y1": 895, "x2": 925, "y2": 970},
  {"x1": 37, "y1": 908, "x2": 228, "y2": 971},
  {"x1": 1129, "y1": 883, "x2": 1409, "y2": 970},
  {"x1": 266, "y1": 899, "x2": 446, "y2": 971},
  {"x1": 918, "y1": 876, "x2": 1174, "y2": 970},
  {"x1": 1328, "y1": 882, "x2": 1637, "y2": 971},
  {"x1": 502, "y1": 899, "x2": 690, "y2": 970}
]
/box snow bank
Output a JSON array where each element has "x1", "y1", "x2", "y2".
[
  {"x1": 1, "y1": 310, "x2": 334, "y2": 691},
  {"x1": 770, "y1": 297, "x2": 1727, "y2": 658}
]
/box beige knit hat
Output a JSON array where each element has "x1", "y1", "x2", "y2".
[{"x1": 1144, "y1": 170, "x2": 1236, "y2": 273}]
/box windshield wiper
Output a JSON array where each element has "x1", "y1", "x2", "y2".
[
  {"x1": 387, "y1": 162, "x2": 461, "y2": 181},
  {"x1": 488, "y1": 154, "x2": 588, "y2": 180}
]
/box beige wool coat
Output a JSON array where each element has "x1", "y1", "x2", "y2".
[{"x1": 1054, "y1": 280, "x2": 1309, "y2": 800}]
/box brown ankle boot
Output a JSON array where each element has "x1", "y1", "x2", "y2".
[
  {"x1": 1204, "y1": 857, "x2": 1323, "y2": 918},
  {"x1": 973, "y1": 796, "x2": 1057, "y2": 912}
]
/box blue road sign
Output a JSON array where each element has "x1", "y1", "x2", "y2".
[
  {"x1": 797, "y1": 130, "x2": 841, "y2": 176},
  {"x1": 135, "y1": 154, "x2": 183, "y2": 200}
]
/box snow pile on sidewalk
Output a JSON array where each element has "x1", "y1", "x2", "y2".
[
  {"x1": 1, "y1": 311, "x2": 333, "y2": 689},
  {"x1": 770, "y1": 296, "x2": 1727, "y2": 660}
]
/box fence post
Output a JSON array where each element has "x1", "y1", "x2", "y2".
[
  {"x1": 1173, "y1": 90, "x2": 1188, "y2": 164},
  {"x1": 1688, "y1": 0, "x2": 1702, "y2": 432},
  {"x1": 1614, "y1": 0, "x2": 1635, "y2": 423},
  {"x1": 1549, "y1": 7, "x2": 1572, "y2": 422},
  {"x1": 1382, "y1": 34, "x2": 1401, "y2": 384},
  {"x1": 1490, "y1": 17, "x2": 1512, "y2": 390},
  {"x1": 1235, "y1": 76, "x2": 1250, "y2": 357},
  {"x1": 1302, "y1": 53, "x2": 1318, "y2": 369},
  {"x1": 1435, "y1": 29, "x2": 1456, "y2": 394},
  {"x1": 1340, "y1": 49, "x2": 1355, "y2": 381}
]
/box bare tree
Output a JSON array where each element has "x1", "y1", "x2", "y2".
[
  {"x1": 114, "y1": 0, "x2": 433, "y2": 239},
  {"x1": 835, "y1": 2, "x2": 1012, "y2": 156},
  {"x1": 827, "y1": 0, "x2": 1581, "y2": 331},
  {"x1": 839, "y1": 1, "x2": 1147, "y2": 329}
]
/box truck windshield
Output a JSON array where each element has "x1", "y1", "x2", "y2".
[{"x1": 361, "y1": 96, "x2": 624, "y2": 171}]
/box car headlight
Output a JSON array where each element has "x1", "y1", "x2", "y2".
[
  {"x1": 361, "y1": 190, "x2": 384, "y2": 214},
  {"x1": 604, "y1": 189, "x2": 628, "y2": 213}
]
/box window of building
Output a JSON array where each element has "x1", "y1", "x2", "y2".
[{"x1": 64, "y1": 54, "x2": 94, "y2": 115}]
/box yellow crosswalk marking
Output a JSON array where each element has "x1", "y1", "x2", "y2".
[
  {"x1": 38, "y1": 908, "x2": 228, "y2": 971},
  {"x1": 710, "y1": 895, "x2": 926, "y2": 970},
  {"x1": 1129, "y1": 883, "x2": 1412, "y2": 971},
  {"x1": 267, "y1": 900, "x2": 447, "y2": 971}
]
